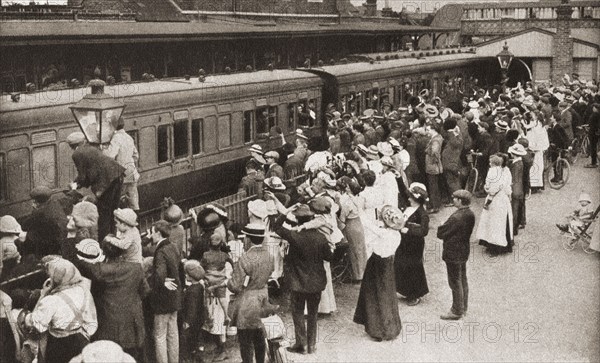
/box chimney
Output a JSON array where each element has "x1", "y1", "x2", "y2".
[
  {"x1": 552, "y1": 0, "x2": 574, "y2": 84},
  {"x1": 364, "y1": 0, "x2": 377, "y2": 17}
]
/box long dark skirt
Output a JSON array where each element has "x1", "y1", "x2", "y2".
[
  {"x1": 394, "y1": 255, "x2": 429, "y2": 299},
  {"x1": 479, "y1": 215, "x2": 514, "y2": 254},
  {"x1": 45, "y1": 333, "x2": 89, "y2": 363},
  {"x1": 354, "y1": 254, "x2": 402, "y2": 341}
]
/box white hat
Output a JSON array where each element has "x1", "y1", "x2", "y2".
[
  {"x1": 377, "y1": 142, "x2": 394, "y2": 156},
  {"x1": 468, "y1": 100, "x2": 479, "y2": 109},
  {"x1": 380, "y1": 156, "x2": 395, "y2": 168},
  {"x1": 295, "y1": 129, "x2": 309, "y2": 141},
  {"x1": 578, "y1": 192, "x2": 592, "y2": 204},
  {"x1": 264, "y1": 176, "x2": 286, "y2": 191},
  {"x1": 0, "y1": 215, "x2": 22, "y2": 234},
  {"x1": 247, "y1": 200, "x2": 269, "y2": 220},
  {"x1": 76, "y1": 239, "x2": 105, "y2": 264},
  {"x1": 508, "y1": 143, "x2": 527, "y2": 156}
]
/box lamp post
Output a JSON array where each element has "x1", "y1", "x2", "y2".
[
  {"x1": 69, "y1": 69, "x2": 125, "y2": 145},
  {"x1": 496, "y1": 41, "x2": 514, "y2": 84}
]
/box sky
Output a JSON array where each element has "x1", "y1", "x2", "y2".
[{"x1": 350, "y1": 0, "x2": 533, "y2": 12}]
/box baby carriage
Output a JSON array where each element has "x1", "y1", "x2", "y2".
[{"x1": 562, "y1": 204, "x2": 600, "y2": 254}]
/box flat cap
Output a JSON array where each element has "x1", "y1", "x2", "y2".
[
  {"x1": 30, "y1": 186, "x2": 52, "y2": 203},
  {"x1": 66, "y1": 131, "x2": 86, "y2": 146},
  {"x1": 452, "y1": 189, "x2": 472, "y2": 202}
]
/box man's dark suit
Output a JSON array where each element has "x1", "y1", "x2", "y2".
[
  {"x1": 274, "y1": 215, "x2": 333, "y2": 351},
  {"x1": 72, "y1": 144, "x2": 125, "y2": 240}
]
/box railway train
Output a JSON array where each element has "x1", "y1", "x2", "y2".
[{"x1": 0, "y1": 50, "x2": 490, "y2": 220}]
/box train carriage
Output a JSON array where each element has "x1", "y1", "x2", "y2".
[
  {"x1": 308, "y1": 52, "x2": 486, "y2": 115},
  {"x1": 0, "y1": 70, "x2": 324, "y2": 218},
  {"x1": 0, "y1": 51, "x2": 488, "y2": 220}
]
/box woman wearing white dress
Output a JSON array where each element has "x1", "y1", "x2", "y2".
[
  {"x1": 476, "y1": 154, "x2": 514, "y2": 255},
  {"x1": 525, "y1": 111, "x2": 549, "y2": 191}
]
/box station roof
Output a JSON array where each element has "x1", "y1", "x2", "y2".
[
  {"x1": 0, "y1": 20, "x2": 459, "y2": 46},
  {"x1": 460, "y1": 1, "x2": 599, "y2": 9}
]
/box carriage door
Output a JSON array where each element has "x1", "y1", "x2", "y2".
[{"x1": 172, "y1": 110, "x2": 192, "y2": 175}]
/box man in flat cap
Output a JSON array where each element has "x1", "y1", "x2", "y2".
[
  {"x1": 437, "y1": 189, "x2": 475, "y2": 320},
  {"x1": 19, "y1": 186, "x2": 68, "y2": 258},
  {"x1": 67, "y1": 131, "x2": 126, "y2": 241}
]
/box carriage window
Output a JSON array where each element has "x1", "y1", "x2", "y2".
[
  {"x1": 0, "y1": 153, "x2": 6, "y2": 201},
  {"x1": 288, "y1": 103, "x2": 296, "y2": 130},
  {"x1": 32, "y1": 145, "x2": 56, "y2": 189},
  {"x1": 379, "y1": 87, "x2": 388, "y2": 106},
  {"x1": 243, "y1": 111, "x2": 253, "y2": 143},
  {"x1": 157, "y1": 125, "x2": 170, "y2": 163},
  {"x1": 365, "y1": 90, "x2": 373, "y2": 109},
  {"x1": 173, "y1": 120, "x2": 188, "y2": 159},
  {"x1": 308, "y1": 99, "x2": 318, "y2": 126},
  {"x1": 255, "y1": 106, "x2": 277, "y2": 138},
  {"x1": 218, "y1": 115, "x2": 231, "y2": 149},
  {"x1": 192, "y1": 118, "x2": 203, "y2": 155}
]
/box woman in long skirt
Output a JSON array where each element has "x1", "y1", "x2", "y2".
[
  {"x1": 337, "y1": 176, "x2": 368, "y2": 281},
  {"x1": 477, "y1": 154, "x2": 514, "y2": 254},
  {"x1": 395, "y1": 183, "x2": 430, "y2": 306},
  {"x1": 354, "y1": 212, "x2": 402, "y2": 341},
  {"x1": 525, "y1": 112, "x2": 549, "y2": 190}
]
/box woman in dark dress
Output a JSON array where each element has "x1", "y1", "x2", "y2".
[
  {"x1": 395, "y1": 182, "x2": 430, "y2": 306},
  {"x1": 354, "y1": 179, "x2": 403, "y2": 342}
]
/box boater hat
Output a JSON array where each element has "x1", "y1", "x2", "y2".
[{"x1": 242, "y1": 223, "x2": 266, "y2": 238}]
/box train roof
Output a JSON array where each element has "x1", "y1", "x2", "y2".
[
  {"x1": 317, "y1": 52, "x2": 486, "y2": 79},
  {"x1": 1, "y1": 69, "x2": 323, "y2": 113}
]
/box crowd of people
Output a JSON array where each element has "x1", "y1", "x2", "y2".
[{"x1": 1, "y1": 72, "x2": 599, "y2": 363}]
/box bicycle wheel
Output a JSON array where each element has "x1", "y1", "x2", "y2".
[
  {"x1": 563, "y1": 238, "x2": 576, "y2": 251},
  {"x1": 465, "y1": 169, "x2": 478, "y2": 194},
  {"x1": 580, "y1": 234, "x2": 597, "y2": 254},
  {"x1": 547, "y1": 158, "x2": 570, "y2": 189},
  {"x1": 581, "y1": 136, "x2": 590, "y2": 158},
  {"x1": 331, "y1": 256, "x2": 350, "y2": 283}
]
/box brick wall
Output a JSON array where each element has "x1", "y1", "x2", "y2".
[
  {"x1": 551, "y1": 4, "x2": 574, "y2": 84},
  {"x1": 175, "y1": 0, "x2": 340, "y2": 14}
]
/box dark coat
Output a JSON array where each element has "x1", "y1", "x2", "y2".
[
  {"x1": 522, "y1": 151, "x2": 534, "y2": 194},
  {"x1": 437, "y1": 206, "x2": 476, "y2": 263},
  {"x1": 441, "y1": 132, "x2": 463, "y2": 172},
  {"x1": 150, "y1": 239, "x2": 183, "y2": 314},
  {"x1": 274, "y1": 215, "x2": 333, "y2": 294},
  {"x1": 265, "y1": 163, "x2": 284, "y2": 179},
  {"x1": 72, "y1": 144, "x2": 125, "y2": 196},
  {"x1": 509, "y1": 159, "x2": 524, "y2": 199},
  {"x1": 183, "y1": 283, "x2": 207, "y2": 330},
  {"x1": 547, "y1": 123, "x2": 569, "y2": 149},
  {"x1": 395, "y1": 206, "x2": 429, "y2": 298},
  {"x1": 76, "y1": 260, "x2": 149, "y2": 349},
  {"x1": 238, "y1": 172, "x2": 263, "y2": 196},
  {"x1": 20, "y1": 199, "x2": 68, "y2": 258}
]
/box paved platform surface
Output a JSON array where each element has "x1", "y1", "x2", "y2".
[{"x1": 209, "y1": 160, "x2": 600, "y2": 363}]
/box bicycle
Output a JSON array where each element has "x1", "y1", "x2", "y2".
[
  {"x1": 545, "y1": 146, "x2": 570, "y2": 189},
  {"x1": 331, "y1": 242, "x2": 352, "y2": 284},
  {"x1": 465, "y1": 150, "x2": 482, "y2": 194},
  {"x1": 562, "y1": 204, "x2": 600, "y2": 254},
  {"x1": 569, "y1": 125, "x2": 590, "y2": 163}
]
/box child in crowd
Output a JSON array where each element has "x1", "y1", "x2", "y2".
[
  {"x1": 200, "y1": 233, "x2": 234, "y2": 326},
  {"x1": 182, "y1": 259, "x2": 208, "y2": 359},
  {"x1": 113, "y1": 208, "x2": 142, "y2": 264},
  {"x1": 557, "y1": 192, "x2": 594, "y2": 237}
]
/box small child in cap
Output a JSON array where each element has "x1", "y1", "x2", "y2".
[
  {"x1": 113, "y1": 208, "x2": 142, "y2": 264},
  {"x1": 557, "y1": 192, "x2": 594, "y2": 237},
  {"x1": 182, "y1": 260, "x2": 208, "y2": 359}
]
